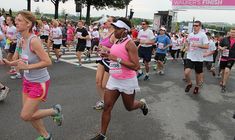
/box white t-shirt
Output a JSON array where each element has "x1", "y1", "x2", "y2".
[
  {"x1": 186, "y1": 31, "x2": 209, "y2": 62},
  {"x1": 203, "y1": 39, "x2": 216, "y2": 62},
  {"x1": 52, "y1": 27, "x2": 62, "y2": 45},
  {"x1": 0, "y1": 16, "x2": 5, "y2": 26},
  {"x1": 86, "y1": 32, "x2": 91, "y2": 47},
  {"x1": 6, "y1": 25, "x2": 17, "y2": 40},
  {"x1": 171, "y1": 37, "x2": 180, "y2": 50},
  {"x1": 91, "y1": 30, "x2": 99, "y2": 39},
  {"x1": 137, "y1": 28, "x2": 155, "y2": 47},
  {"x1": 42, "y1": 24, "x2": 50, "y2": 36}
]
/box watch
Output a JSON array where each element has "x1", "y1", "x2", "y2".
[{"x1": 117, "y1": 58, "x2": 122, "y2": 64}]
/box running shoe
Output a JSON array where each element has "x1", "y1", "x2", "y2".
[
  {"x1": 193, "y1": 86, "x2": 199, "y2": 94},
  {"x1": 153, "y1": 65, "x2": 157, "y2": 71},
  {"x1": 137, "y1": 72, "x2": 144, "y2": 79},
  {"x1": 90, "y1": 133, "x2": 107, "y2": 140},
  {"x1": 36, "y1": 134, "x2": 52, "y2": 140},
  {"x1": 159, "y1": 70, "x2": 164, "y2": 75},
  {"x1": 93, "y1": 101, "x2": 104, "y2": 110},
  {"x1": 143, "y1": 75, "x2": 150, "y2": 81},
  {"x1": 52, "y1": 104, "x2": 63, "y2": 126},
  {"x1": 233, "y1": 113, "x2": 235, "y2": 119},
  {"x1": 185, "y1": 84, "x2": 192, "y2": 92},
  {"x1": 140, "y1": 98, "x2": 149, "y2": 116},
  {"x1": 54, "y1": 59, "x2": 60, "y2": 63},
  {"x1": 0, "y1": 86, "x2": 10, "y2": 101},
  {"x1": 221, "y1": 85, "x2": 226, "y2": 93},
  {"x1": 10, "y1": 74, "x2": 22, "y2": 79}
]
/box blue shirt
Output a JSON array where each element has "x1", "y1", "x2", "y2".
[{"x1": 155, "y1": 34, "x2": 171, "y2": 54}]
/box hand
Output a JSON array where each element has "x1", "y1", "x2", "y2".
[{"x1": 16, "y1": 60, "x2": 29, "y2": 70}]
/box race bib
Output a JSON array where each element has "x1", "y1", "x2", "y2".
[
  {"x1": 76, "y1": 32, "x2": 82, "y2": 38},
  {"x1": 109, "y1": 62, "x2": 122, "y2": 74},
  {"x1": 189, "y1": 43, "x2": 197, "y2": 51},
  {"x1": 158, "y1": 43, "x2": 164, "y2": 49},
  {"x1": 222, "y1": 49, "x2": 229, "y2": 57},
  {"x1": 21, "y1": 54, "x2": 29, "y2": 73}
]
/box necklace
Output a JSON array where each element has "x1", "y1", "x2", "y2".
[{"x1": 116, "y1": 36, "x2": 128, "y2": 44}]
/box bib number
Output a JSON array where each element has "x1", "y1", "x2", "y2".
[{"x1": 109, "y1": 62, "x2": 122, "y2": 74}]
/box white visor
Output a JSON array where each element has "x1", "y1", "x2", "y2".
[{"x1": 112, "y1": 20, "x2": 131, "y2": 31}]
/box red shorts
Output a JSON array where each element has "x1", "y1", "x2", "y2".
[{"x1": 23, "y1": 78, "x2": 50, "y2": 102}]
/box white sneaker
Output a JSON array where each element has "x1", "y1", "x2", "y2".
[
  {"x1": 0, "y1": 86, "x2": 10, "y2": 101},
  {"x1": 10, "y1": 74, "x2": 22, "y2": 79},
  {"x1": 93, "y1": 101, "x2": 104, "y2": 110}
]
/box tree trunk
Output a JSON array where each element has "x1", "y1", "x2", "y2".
[
  {"x1": 54, "y1": 0, "x2": 59, "y2": 19},
  {"x1": 27, "y1": 0, "x2": 31, "y2": 11},
  {"x1": 86, "y1": 2, "x2": 91, "y2": 25}
]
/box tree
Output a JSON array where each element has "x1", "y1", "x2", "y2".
[
  {"x1": 76, "y1": 0, "x2": 132, "y2": 25},
  {"x1": 50, "y1": 0, "x2": 68, "y2": 19},
  {"x1": 35, "y1": 7, "x2": 41, "y2": 17}
]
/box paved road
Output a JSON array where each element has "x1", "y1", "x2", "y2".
[{"x1": 0, "y1": 53, "x2": 235, "y2": 140}]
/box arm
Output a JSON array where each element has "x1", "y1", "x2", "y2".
[{"x1": 16, "y1": 38, "x2": 52, "y2": 70}]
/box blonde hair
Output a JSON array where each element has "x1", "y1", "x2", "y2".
[
  {"x1": 52, "y1": 19, "x2": 59, "y2": 27},
  {"x1": 18, "y1": 10, "x2": 36, "y2": 32}
]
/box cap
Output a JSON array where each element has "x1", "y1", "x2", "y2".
[
  {"x1": 160, "y1": 27, "x2": 166, "y2": 31},
  {"x1": 111, "y1": 20, "x2": 131, "y2": 31}
]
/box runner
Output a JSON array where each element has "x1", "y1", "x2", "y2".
[
  {"x1": 40, "y1": 20, "x2": 50, "y2": 47},
  {"x1": 170, "y1": 35, "x2": 180, "y2": 61},
  {"x1": 184, "y1": 21, "x2": 209, "y2": 94},
  {"x1": 51, "y1": 19, "x2": 62, "y2": 63},
  {"x1": 154, "y1": 27, "x2": 171, "y2": 75},
  {"x1": 94, "y1": 16, "x2": 117, "y2": 110},
  {"x1": 66, "y1": 22, "x2": 74, "y2": 52},
  {"x1": 218, "y1": 27, "x2": 235, "y2": 93},
  {"x1": 90, "y1": 17, "x2": 148, "y2": 140},
  {"x1": 75, "y1": 20, "x2": 89, "y2": 67},
  {"x1": 137, "y1": 20, "x2": 155, "y2": 80},
  {"x1": 4, "y1": 11, "x2": 63, "y2": 140},
  {"x1": 201, "y1": 32, "x2": 216, "y2": 85},
  {"x1": 5, "y1": 15, "x2": 17, "y2": 74},
  {"x1": 0, "y1": 46, "x2": 9, "y2": 101}
]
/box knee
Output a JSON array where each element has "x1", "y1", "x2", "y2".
[
  {"x1": 103, "y1": 103, "x2": 113, "y2": 112},
  {"x1": 20, "y1": 112, "x2": 32, "y2": 121}
]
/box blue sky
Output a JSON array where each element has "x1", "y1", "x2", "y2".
[{"x1": 2, "y1": 0, "x2": 235, "y2": 24}]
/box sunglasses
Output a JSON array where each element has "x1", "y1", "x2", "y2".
[
  {"x1": 193, "y1": 25, "x2": 200, "y2": 27},
  {"x1": 141, "y1": 23, "x2": 146, "y2": 25}
]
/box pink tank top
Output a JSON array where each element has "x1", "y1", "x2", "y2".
[
  {"x1": 109, "y1": 38, "x2": 137, "y2": 80},
  {"x1": 100, "y1": 33, "x2": 113, "y2": 48}
]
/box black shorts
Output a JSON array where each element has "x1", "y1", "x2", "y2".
[
  {"x1": 9, "y1": 43, "x2": 16, "y2": 53},
  {"x1": 40, "y1": 35, "x2": 49, "y2": 42},
  {"x1": 96, "y1": 59, "x2": 110, "y2": 72},
  {"x1": 138, "y1": 46, "x2": 153, "y2": 62},
  {"x1": 203, "y1": 61, "x2": 213, "y2": 70},
  {"x1": 76, "y1": 45, "x2": 86, "y2": 52},
  {"x1": 184, "y1": 59, "x2": 203, "y2": 74},
  {"x1": 62, "y1": 40, "x2": 66, "y2": 47},
  {"x1": 154, "y1": 53, "x2": 166, "y2": 62},
  {"x1": 220, "y1": 60, "x2": 235, "y2": 70},
  {"x1": 91, "y1": 38, "x2": 99, "y2": 48},
  {"x1": 53, "y1": 44, "x2": 61, "y2": 50}
]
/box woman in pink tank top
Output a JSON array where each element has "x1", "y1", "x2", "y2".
[
  {"x1": 91, "y1": 18, "x2": 149, "y2": 140},
  {"x1": 93, "y1": 16, "x2": 117, "y2": 110}
]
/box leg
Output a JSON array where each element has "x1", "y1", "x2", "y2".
[
  {"x1": 144, "y1": 61, "x2": 150, "y2": 74},
  {"x1": 185, "y1": 68, "x2": 192, "y2": 85},
  {"x1": 76, "y1": 51, "x2": 82, "y2": 64},
  {"x1": 222, "y1": 67, "x2": 231, "y2": 86},
  {"x1": 102, "y1": 72, "x2": 110, "y2": 90},
  {"x1": 21, "y1": 94, "x2": 55, "y2": 137},
  {"x1": 121, "y1": 92, "x2": 142, "y2": 111},
  {"x1": 96, "y1": 64, "x2": 105, "y2": 100},
  {"x1": 101, "y1": 90, "x2": 120, "y2": 134}
]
